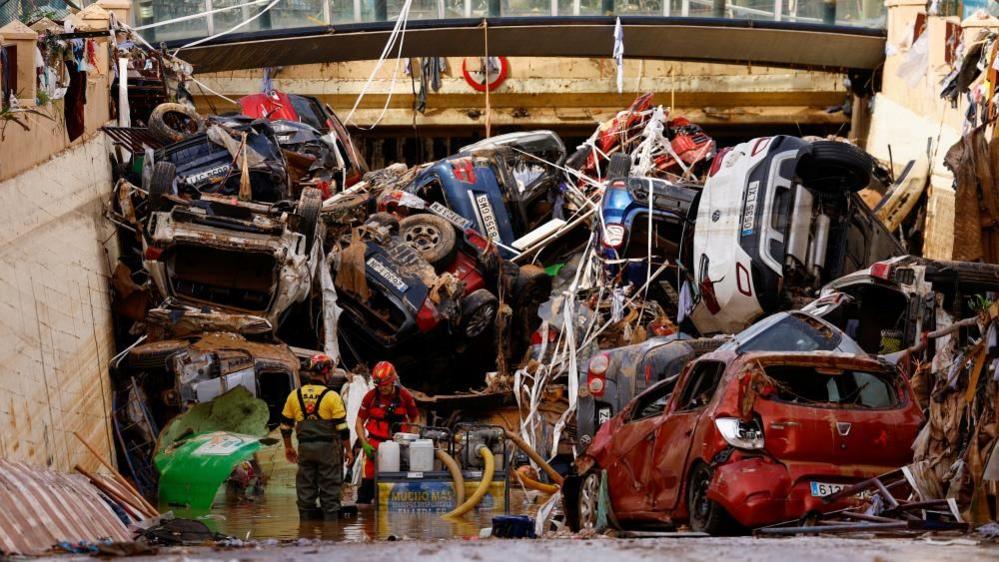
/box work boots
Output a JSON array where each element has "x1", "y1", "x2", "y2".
[{"x1": 299, "y1": 508, "x2": 323, "y2": 521}]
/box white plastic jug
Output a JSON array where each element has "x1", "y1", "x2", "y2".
[
  {"x1": 409, "y1": 439, "x2": 435, "y2": 472},
  {"x1": 377, "y1": 440, "x2": 401, "y2": 473}
]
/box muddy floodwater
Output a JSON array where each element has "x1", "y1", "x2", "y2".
[{"x1": 167, "y1": 431, "x2": 542, "y2": 541}]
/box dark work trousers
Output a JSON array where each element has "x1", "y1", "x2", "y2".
[{"x1": 296, "y1": 440, "x2": 343, "y2": 520}]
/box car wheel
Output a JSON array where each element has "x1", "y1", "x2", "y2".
[
  {"x1": 461, "y1": 289, "x2": 498, "y2": 339},
  {"x1": 148, "y1": 103, "x2": 204, "y2": 144},
  {"x1": 797, "y1": 140, "x2": 873, "y2": 193},
  {"x1": 687, "y1": 462, "x2": 736, "y2": 535},
  {"x1": 297, "y1": 188, "x2": 323, "y2": 252},
  {"x1": 578, "y1": 471, "x2": 601, "y2": 530},
  {"x1": 399, "y1": 214, "x2": 457, "y2": 267},
  {"x1": 515, "y1": 264, "x2": 552, "y2": 307},
  {"x1": 148, "y1": 161, "x2": 177, "y2": 212}
]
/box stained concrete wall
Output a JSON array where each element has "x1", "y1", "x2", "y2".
[{"x1": 0, "y1": 130, "x2": 117, "y2": 472}]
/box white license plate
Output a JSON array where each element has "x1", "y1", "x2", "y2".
[
  {"x1": 429, "y1": 201, "x2": 472, "y2": 229},
  {"x1": 810, "y1": 481, "x2": 846, "y2": 497}
]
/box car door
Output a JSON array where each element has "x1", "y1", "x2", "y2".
[
  {"x1": 605, "y1": 381, "x2": 674, "y2": 515},
  {"x1": 649, "y1": 360, "x2": 727, "y2": 511}
]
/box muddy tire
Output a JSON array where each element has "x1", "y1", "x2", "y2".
[
  {"x1": 126, "y1": 340, "x2": 187, "y2": 370},
  {"x1": 461, "y1": 289, "x2": 498, "y2": 339},
  {"x1": 687, "y1": 462, "x2": 737, "y2": 535},
  {"x1": 399, "y1": 214, "x2": 457, "y2": 268},
  {"x1": 148, "y1": 103, "x2": 204, "y2": 144},
  {"x1": 577, "y1": 470, "x2": 601, "y2": 531},
  {"x1": 798, "y1": 141, "x2": 873, "y2": 193},
  {"x1": 148, "y1": 161, "x2": 177, "y2": 212},
  {"x1": 606, "y1": 153, "x2": 631, "y2": 181},
  {"x1": 297, "y1": 187, "x2": 323, "y2": 252}
]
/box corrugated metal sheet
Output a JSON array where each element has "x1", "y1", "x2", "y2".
[
  {"x1": 100, "y1": 126, "x2": 165, "y2": 153},
  {"x1": 0, "y1": 460, "x2": 131, "y2": 555}
]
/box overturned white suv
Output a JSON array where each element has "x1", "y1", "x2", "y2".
[
  {"x1": 142, "y1": 184, "x2": 323, "y2": 330},
  {"x1": 688, "y1": 136, "x2": 902, "y2": 334}
]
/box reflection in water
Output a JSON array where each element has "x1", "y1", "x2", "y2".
[{"x1": 172, "y1": 432, "x2": 543, "y2": 541}]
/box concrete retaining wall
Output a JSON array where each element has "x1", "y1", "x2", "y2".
[{"x1": 0, "y1": 132, "x2": 117, "y2": 472}]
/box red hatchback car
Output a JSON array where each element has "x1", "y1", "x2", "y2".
[{"x1": 568, "y1": 350, "x2": 923, "y2": 533}]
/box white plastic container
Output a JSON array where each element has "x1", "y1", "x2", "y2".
[
  {"x1": 377, "y1": 440, "x2": 401, "y2": 473},
  {"x1": 409, "y1": 439, "x2": 435, "y2": 472}
]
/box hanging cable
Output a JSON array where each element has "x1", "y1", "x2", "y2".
[{"x1": 173, "y1": 0, "x2": 283, "y2": 55}]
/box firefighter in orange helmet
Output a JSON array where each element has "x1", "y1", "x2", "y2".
[
  {"x1": 280, "y1": 353, "x2": 354, "y2": 521},
  {"x1": 354, "y1": 361, "x2": 418, "y2": 504}
]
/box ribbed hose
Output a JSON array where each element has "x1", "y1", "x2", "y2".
[
  {"x1": 503, "y1": 429, "x2": 564, "y2": 485},
  {"x1": 514, "y1": 470, "x2": 560, "y2": 494},
  {"x1": 435, "y1": 448, "x2": 465, "y2": 506},
  {"x1": 443, "y1": 446, "x2": 494, "y2": 519}
]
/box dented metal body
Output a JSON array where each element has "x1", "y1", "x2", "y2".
[
  {"x1": 578, "y1": 338, "x2": 922, "y2": 530},
  {"x1": 144, "y1": 197, "x2": 316, "y2": 328}
]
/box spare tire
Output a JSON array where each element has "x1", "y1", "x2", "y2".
[
  {"x1": 797, "y1": 141, "x2": 873, "y2": 193},
  {"x1": 399, "y1": 214, "x2": 457, "y2": 267},
  {"x1": 297, "y1": 187, "x2": 323, "y2": 252},
  {"x1": 148, "y1": 161, "x2": 177, "y2": 212},
  {"x1": 148, "y1": 103, "x2": 204, "y2": 144}
]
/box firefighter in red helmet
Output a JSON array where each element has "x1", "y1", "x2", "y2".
[{"x1": 355, "y1": 361, "x2": 418, "y2": 504}]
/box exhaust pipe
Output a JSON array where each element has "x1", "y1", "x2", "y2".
[{"x1": 808, "y1": 213, "x2": 831, "y2": 279}]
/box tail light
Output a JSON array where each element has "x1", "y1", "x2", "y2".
[
  {"x1": 464, "y1": 228, "x2": 491, "y2": 252},
  {"x1": 707, "y1": 147, "x2": 732, "y2": 178},
  {"x1": 144, "y1": 246, "x2": 164, "y2": 261},
  {"x1": 587, "y1": 353, "x2": 610, "y2": 397},
  {"x1": 715, "y1": 417, "x2": 764, "y2": 450},
  {"x1": 870, "y1": 261, "x2": 892, "y2": 281},
  {"x1": 698, "y1": 254, "x2": 720, "y2": 314},
  {"x1": 530, "y1": 326, "x2": 557, "y2": 346},
  {"x1": 603, "y1": 224, "x2": 626, "y2": 249}
]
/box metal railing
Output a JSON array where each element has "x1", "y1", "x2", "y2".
[
  {"x1": 0, "y1": 0, "x2": 77, "y2": 27},
  {"x1": 135, "y1": 0, "x2": 885, "y2": 44}
]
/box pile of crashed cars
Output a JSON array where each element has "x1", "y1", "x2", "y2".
[{"x1": 102, "y1": 90, "x2": 999, "y2": 536}]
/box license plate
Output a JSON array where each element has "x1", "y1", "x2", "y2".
[
  {"x1": 429, "y1": 201, "x2": 472, "y2": 230},
  {"x1": 810, "y1": 481, "x2": 846, "y2": 497}
]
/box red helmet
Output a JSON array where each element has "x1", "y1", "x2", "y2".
[
  {"x1": 309, "y1": 353, "x2": 334, "y2": 376},
  {"x1": 372, "y1": 361, "x2": 398, "y2": 387}
]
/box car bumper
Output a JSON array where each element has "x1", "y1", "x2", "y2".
[{"x1": 707, "y1": 455, "x2": 873, "y2": 529}]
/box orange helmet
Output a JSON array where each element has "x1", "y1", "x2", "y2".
[
  {"x1": 372, "y1": 361, "x2": 398, "y2": 387},
  {"x1": 309, "y1": 353, "x2": 334, "y2": 376}
]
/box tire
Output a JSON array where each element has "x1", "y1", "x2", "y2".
[
  {"x1": 606, "y1": 153, "x2": 631, "y2": 181},
  {"x1": 148, "y1": 103, "x2": 204, "y2": 144},
  {"x1": 126, "y1": 340, "x2": 187, "y2": 370},
  {"x1": 399, "y1": 214, "x2": 457, "y2": 268},
  {"x1": 297, "y1": 187, "x2": 322, "y2": 252},
  {"x1": 577, "y1": 470, "x2": 601, "y2": 531},
  {"x1": 148, "y1": 161, "x2": 177, "y2": 212},
  {"x1": 515, "y1": 264, "x2": 552, "y2": 307},
  {"x1": 461, "y1": 289, "x2": 498, "y2": 339},
  {"x1": 687, "y1": 462, "x2": 737, "y2": 535},
  {"x1": 797, "y1": 140, "x2": 873, "y2": 193}
]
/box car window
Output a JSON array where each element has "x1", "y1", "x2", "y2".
[
  {"x1": 629, "y1": 380, "x2": 674, "y2": 421},
  {"x1": 289, "y1": 95, "x2": 325, "y2": 131},
  {"x1": 736, "y1": 314, "x2": 843, "y2": 353},
  {"x1": 675, "y1": 361, "x2": 726, "y2": 411},
  {"x1": 762, "y1": 365, "x2": 899, "y2": 409}
]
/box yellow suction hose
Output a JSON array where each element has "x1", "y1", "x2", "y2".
[
  {"x1": 514, "y1": 470, "x2": 560, "y2": 495},
  {"x1": 443, "y1": 446, "x2": 494, "y2": 519},
  {"x1": 436, "y1": 448, "x2": 465, "y2": 506},
  {"x1": 503, "y1": 429, "x2": 564, "y2": 485}
]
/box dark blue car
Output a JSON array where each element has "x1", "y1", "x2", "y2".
[
  {"x1": 599, "y1": 176, "x2": 700, "y2": 287},
  {"x1": 405, "y1": 131, "x2": 571, "y2": 259}
]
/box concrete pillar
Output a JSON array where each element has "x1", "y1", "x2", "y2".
[
  {"x1": 96, "y1": 0, "x2": 133, "y2": 25},
  {"x1": 0, "y1": 20, "x2": 38, "y2": 107},
  {"x1": 68, "y1": 4, "x2": 112, "y2": 75}
]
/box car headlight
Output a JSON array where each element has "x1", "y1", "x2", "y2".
[
  {"x1": 603, "y1": 224, "x2": 626, "y2": 248},
  {"x1": 715, "y1": 417, "x2": 765, "y2": 450}
]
